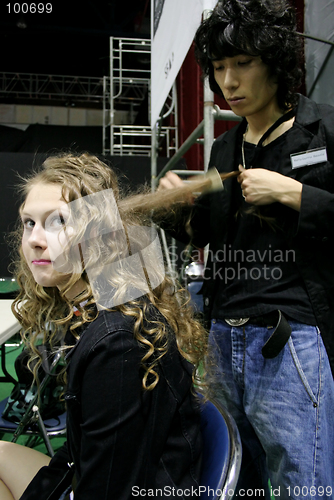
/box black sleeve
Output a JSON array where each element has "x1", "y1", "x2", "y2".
[
  {"x1": 69, "y1": 330, "x2": 152, "y2": 499},
  {"x1": 297, "y1": 114, "x2": 334, "y2": 242},
  {"x1": 298, "y1": 184, "x2": 334, "y2": 241},
  {"x1": 19, "y1": 442, "x2": 74, "y2": 500}
]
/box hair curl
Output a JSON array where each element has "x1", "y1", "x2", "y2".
[
  {"x1": 12, "y1": 152, "x2": 208, "y2": 392},
  {"x1": 194, "y1": 0, "x2": 303, "y2": 110}
]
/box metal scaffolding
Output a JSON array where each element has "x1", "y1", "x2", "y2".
[
  {"x1": 103, "y1": 37, "x2": 178, "y2": 156},
  {"x1": 0, "y1": 72, "x2": 104, "y2": 105}
]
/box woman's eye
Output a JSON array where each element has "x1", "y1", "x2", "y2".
[
  {"x1": 50, "y1": 215, "x2": 66, "y2": 228},
  {"x1": 23, "y1": 219, "x2": 35, "y2": 229},
  {"x1": 214, "y1": 65, "x2": 224, "y2": 72},
  {"x1": 46, "y1": 214, "x2": 67, "y2": 231}
]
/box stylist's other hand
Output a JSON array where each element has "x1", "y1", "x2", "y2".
[
  {"x1": 158, "y1": 171, "x2": 184, "y2": 191},
  {"x1": 237, "y1": 165, "x2": 302, "y2": 211}
]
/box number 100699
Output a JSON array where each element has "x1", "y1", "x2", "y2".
[
  {"x1": 286, "y1": 486, "x2": 332, "y2": 497},
  {"x1": 6, "y1": 3, "x2": 52, "y2": 14}
]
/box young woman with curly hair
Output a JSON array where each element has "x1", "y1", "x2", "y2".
[
  {"x1": 0, "y1": 152, "x2": 209, "y2": 500},
  {"x1": 159, "y1": 0, "x2": 334, "y2": 497}
]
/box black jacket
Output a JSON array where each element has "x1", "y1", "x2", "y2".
[
  {"x1": 20, "y1": 308, "x2": 202, "y2": 499},
  {"x1": 174, "y1": 94, "x2": 334, "y2": 374}
]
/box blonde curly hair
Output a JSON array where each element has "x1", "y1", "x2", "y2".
[{"x1": 12, "y1": 152, "x2": 208, "y2": 391}]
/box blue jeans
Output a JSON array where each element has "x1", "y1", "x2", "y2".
[{"x1": 209, "y1": 319, "x2": 334, "y2": 500}]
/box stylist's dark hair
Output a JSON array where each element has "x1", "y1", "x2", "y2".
[{"x1": 194, "y1": 0, "x2": 303, "y2": 110}]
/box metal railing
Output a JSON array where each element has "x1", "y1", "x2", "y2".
[
  {"x1": 103, "y1": 37, "x2": 178, "y2": 157},
  {"x1": 109, "y1": 124, "x2": 177, "y2": 157},
  {"x1": 156, "y1": 106, "x2": 242, "y2": 181},
  {"x1": 0, "y1": 72, "x2": 104, "y2": 104}
]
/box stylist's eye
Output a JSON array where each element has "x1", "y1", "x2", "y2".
[{"x1": 238, "y1": 59, "x2": 252, "y2": 66}]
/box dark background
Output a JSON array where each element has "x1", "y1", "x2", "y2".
[
  {"x1": 1, "y1": 1, "x2": 150, "y2": 78},
  {"x1": 0, "y1": 0, "x2": 157, "y2": 276}
]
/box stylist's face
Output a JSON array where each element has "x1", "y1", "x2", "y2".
[
  {"x1": 212, "y1": 55, "x2": 279, "y2": 119},
  {"x1": 21, "y1": 182, "x2": 71, "y2": 288}
]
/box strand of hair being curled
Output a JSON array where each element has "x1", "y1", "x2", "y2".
[{"x1": 11, "y1": 152, "x2": 215, "y2": 392}]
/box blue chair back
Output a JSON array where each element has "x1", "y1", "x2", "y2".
[
  {"x1": 0, "y1": 397, "x2": 67, "y2": 434},
  {"x1": 200, "y1": 399, "x2": 242, "y2": 499},
  {"x1": 187, "y1": 281, "x2": 203, "y2": 313},
  {"x1": 0, "y1": 396, "x2": 66, "y2": 456}
]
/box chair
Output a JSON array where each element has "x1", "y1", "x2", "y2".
[
  {"x1": 0, "y1": 398, "x2": 66, "y2": 455},
  {"x1": 0, "y1": 291, "x2": 21, "y2": 384},
  {"x1": 187, "y1": 280, "x2": 204, "y2": 313},
  {"x1": 200, "y1": 398, "x2": 242, "y2": 499},
  {"x1": 185, "y1": 261, "x2": 204, "y2": 315},
  {"x1": 0, "y1": 352, "x2": 66, "y2": 456}
]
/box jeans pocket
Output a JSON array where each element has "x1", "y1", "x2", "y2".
[{"x1": 288, "y1": 335, "x2": 319, "y2": 407}]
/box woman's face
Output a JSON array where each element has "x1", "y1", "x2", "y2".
[{"x1": 21, "y1": 182, "x2": 74, "y2": 290}]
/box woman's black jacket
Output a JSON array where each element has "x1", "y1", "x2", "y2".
[{"x1": 20, "y1": 307, "x2": 202, "y2": 499}]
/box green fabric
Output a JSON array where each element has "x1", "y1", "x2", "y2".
[{"x1": 0, "y1": 279, "x2": 19, "y2": 294}]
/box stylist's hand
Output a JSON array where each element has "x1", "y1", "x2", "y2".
[
  {"x1": 158, "y1": 171, "x2": 184, "y2": 190},
  {"x1": 237, "y1": 165, "x2": 302, "y2": 211}
]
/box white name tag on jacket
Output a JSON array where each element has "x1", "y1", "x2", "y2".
[{"x1": 290, "y1": 147, "x2": 327, "y2": 169}]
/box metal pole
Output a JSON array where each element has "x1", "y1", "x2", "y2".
[
  {"x1": 203, "y1": 7, "x2": 215, "y2": 172},
  {"x1": 213, "y1": 106, "x2": 242, "y2": 122},
  {"x1": 203, "y1": 78, "x2": 215, "y2": 172},
  {"x1": 156, "y1": 107, "x2": 240, "y2": 181},
  {"x1": 110, "y1": 37, "x2": 114, "y2": 155},
  {"x1": 156, "y1": 120, "x2": 204, "y2": 181},
  {"x1": 151, "y1": 121, "x2": 158, "y2": 191}
]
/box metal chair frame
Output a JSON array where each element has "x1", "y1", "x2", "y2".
[
  {"x1": 0, "y1": 352, "x2": 66, "y2": 456},
  {"x1": 200, "y1": 397, "x2": 242, "y2": 499}
]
